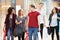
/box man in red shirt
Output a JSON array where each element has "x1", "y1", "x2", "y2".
[{"x1": 26, "y1": 4, "x2": 40, "y2": 40}]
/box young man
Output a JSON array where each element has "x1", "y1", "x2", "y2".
[
  {"x1": 36, "y1": 3, "x2": 46, "y2": 39},
  {"x1": 26, "y1": 4, "x2": 40, "y2": 40}
]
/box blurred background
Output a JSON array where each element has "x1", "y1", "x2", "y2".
[{"x1": 0, "y1": 0, "x2": 60, "y2": 40}]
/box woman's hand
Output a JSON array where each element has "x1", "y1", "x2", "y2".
[
  {"x1": 3, "y1": 24, "x2": 6, "y2": 31},
  {"x1": 57, "y1": 17, "x2": 60, "y2": 20},
  {"x1": 16, "y1": 21, "x2": 22, "y2": 25}
]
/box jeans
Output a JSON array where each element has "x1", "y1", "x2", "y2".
[
  {"x1": 7, "y1": 28, "x2": 14, "y2": 40},
  {"x1": 28, "y1": 27, "x2": 38, "y2": 40}
]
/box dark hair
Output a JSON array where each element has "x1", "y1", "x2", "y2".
[
  {"x1": 50, "y1": 7, "x2": 58, "y2": 17},
  {"x1": 30, "y1": 4, "x2": 35, "y2": 9},
  {"x1": 6, "y1": 7, "x2": 15, "y2": 19},
  {"x1": 7, "y1": 7, "x2": 15, "y2": 15}
]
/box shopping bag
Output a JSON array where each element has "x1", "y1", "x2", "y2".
[
  {"x1": 3, "y1": 28, "x2": 6, "y2": 40},
  {"x1": 24, "y1": 32, "x2": 29, "y2": 40},
  {"x1": 43, "y1": 27, "x2": 48, "y2": 40},
  {"x1": 47, "y1": 27, "x2": 52, "y2": 35},
  {"x1": 38, "y1": 32, "x2": 41, "y2": 40}
]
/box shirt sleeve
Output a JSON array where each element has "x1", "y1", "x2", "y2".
[
  {"x1": 37, "y1": 12, "x2": 40, "y2": 16},
  {"x1": 28, "y1": 13, "x2": 30, "y2": 16}
]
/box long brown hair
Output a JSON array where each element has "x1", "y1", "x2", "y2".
[
  {"x1": 18, "y1": 9, "x2": 22, "y2": 17},
  {"x1": 50, "y1": 7, "x2": 58, "y2": 17}
]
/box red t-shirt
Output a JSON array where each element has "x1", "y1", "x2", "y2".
[{"x1": 28, "y1": 11, "x2": 40, "y2": 28}]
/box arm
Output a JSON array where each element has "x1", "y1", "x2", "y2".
[
  {"x1": 57, "y1": 13, "x2": 60, "y2": 20},
  {"x1": 38, "y1": 15, "x2": 40, "y2": 32},
  {"x1": 15, "y1": 20, "x2": 22, "y2": 25},
  {"x1": 26, "y1": 16, "x2": 29, "y2": 32},
  {"x1": 57, "y1": 17, "x2": 60, "y2": 20},
  {"x1": 4, "y1": 15, "x2": 7, "y2": 30},
  {"x1": 15, "y1": 17, "x2": 22, "y2": 25},
  {"x1": 43, "y1": 15, "x2": 46, "y2": 27}
]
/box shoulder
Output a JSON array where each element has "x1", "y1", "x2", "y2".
[
  {"x1": 13, "y1": 14, "x2": 17, "y2": 16},
  {"x1": 28, "y1": 11, "x2": 32, "y2": 16},
  {"x1": 35, "y1": 11, "x2": 40, "y2": 15}
]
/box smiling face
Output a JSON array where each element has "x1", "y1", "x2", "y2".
[
  {"x1": 52, "y1": 7, "x2": 58, "y2": 14},
  {"x1": 18, "y1": 9, "x2": 24, "y2": 17}
]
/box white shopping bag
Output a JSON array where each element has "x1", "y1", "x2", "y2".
[
  {"x1": 38, "y1": 32, "x2": 41, "y2": 40},
  {"x1": 43, "y1": 27, "x2": 48, "y2": 40}
]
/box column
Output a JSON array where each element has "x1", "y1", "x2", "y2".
[{"x1": 11, "y1": 0, "x2": 16, "y2": 8}]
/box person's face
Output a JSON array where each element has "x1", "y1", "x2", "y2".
[
  {"x1": 12, "y1": 9, "x2": 15, "y2": 14},
  {"x1": 21, "y1": 9, "x2": 24, "y2": 15},
  {"x1": 37, "y1": 4, "x2": 43, "y2": 9},
  {"x1": 53, "y1": 8, "x2": 56, "y2": 13},
  {"x1": 29, "y1": 6, "x2": 33, "y2": 11}
]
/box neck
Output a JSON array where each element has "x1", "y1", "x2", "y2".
[
  {"x1": 31, "y1": 9, "x2": 35, "y2": 12},
  {"x1": 54, "y1": 12, "x2": 56, "y2": 14},
  {"x1": 10, "y1": 13, "x2": 13, "y2": 15},
  {"x1": 37, "y1": 8, "x2": 41, "y2": 11}
]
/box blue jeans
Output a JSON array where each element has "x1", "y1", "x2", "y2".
[
  {"x1": 7, "y1": 28, "x2": 14, "y2": 40},
  {"x1": 28, "y1": 27, "x2": 38, "y2": 40}
]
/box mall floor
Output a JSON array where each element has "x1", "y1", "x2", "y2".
[{"x1": 0, "y1": 15, "x2": 59, "y2": 40}]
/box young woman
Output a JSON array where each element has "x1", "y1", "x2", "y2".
[
  {"x1": 49, "y1": 7, "x2": 59, "y2": 40},
  {"x1": 15, "y1": 9, "x2": 27, "y2": 40},
  {"x1": 4, "y1": 7, "x2": 16, "y2": 40}
]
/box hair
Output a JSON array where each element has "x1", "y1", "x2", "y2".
[
  {"x1": 18, "y1": 9, "x2": 22, "y2": 17},
  {"x1": 6, "y1": 7, "x2": 15, "y2": 18},
  {"x1": 7, "y1": 7, "x2": 15, "y2": 15},
  {"x1": 50, "y1": 7, "x2": 58, "y2": 17},
  {"x1": 39, "y1": 2, "x2": 44, "y2": 5},
  {"x1": 30, "y1": 4, "x2": 35, "y2": 9}
]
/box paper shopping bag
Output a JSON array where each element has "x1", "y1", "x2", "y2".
[{"x1": 24, "y1": 32, "x2": 29, "y2": 40}]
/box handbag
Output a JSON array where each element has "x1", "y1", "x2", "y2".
[
  {"x1": 13, "y1": 25, "x2": 23, "y2": 37},
  {"x1": 3, "y1": 28, "x2": 6, "y2": 40},
  {"x1": 24, "y1": 32, "x2": 29, "y2": 40},
  {"x1": 38, "y1": 32, "x2": 41, "y2": 40},
  {"x1": 47, "y1": 27, "x2": 51, "y2": 35}
]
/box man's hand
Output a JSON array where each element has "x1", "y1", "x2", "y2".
[{"x1": 38, "y1": 28, "x2": 40, "y2": 32}]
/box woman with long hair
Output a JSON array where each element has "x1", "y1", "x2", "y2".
[
  {"x1": 15, "y1": 9, "x2": 27, "y2": 40},
  {"x1": 49, "y1": 7, "x2": 59, "y2": 40},
  {"x1": 4, "y1": 7, "x2": 16, "y2": 40}
]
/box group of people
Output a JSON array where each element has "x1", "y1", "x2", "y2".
[{"x1": 3, "y1": 2, "x2": 60, "y2": 40}]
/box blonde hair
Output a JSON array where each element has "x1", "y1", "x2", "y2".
[{"x1": 18, "y1": 9, "x2": 22, "y2": 17}]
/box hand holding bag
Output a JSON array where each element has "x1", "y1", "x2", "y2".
[{"x1": 47, "y1": 27, "x2": 52, "y2": 35}]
